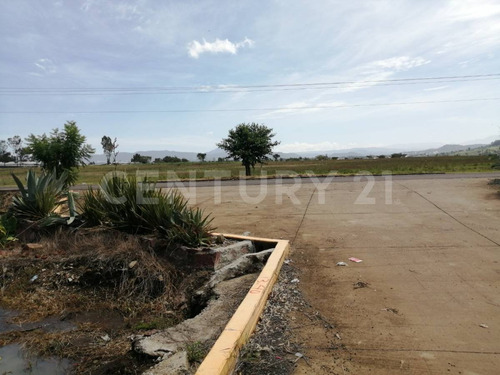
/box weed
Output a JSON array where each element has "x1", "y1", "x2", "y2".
[
  {"x1": 186, "y1": 341, "x2": 208, "y2": 364},
  {"x1": 0, "y1": 214, "x2": 17, "y2": 247}
]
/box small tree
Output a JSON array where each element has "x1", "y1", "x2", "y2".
[
  {"x1": 315, "y1": 154, "x2": 329, "y2": 161},
  {"x1": 197, "y1": 153, "x2": 207, "y2": 162},
  {"x1": 26, "y1": 121, "x2": 95, "y2": 186},
  {"x1": 217, "y1": 123, "x2": 280, "y2": 176},
  {"x1": 391, "y1": 153, "x2": 407, "y2": 158},
  {"x1": 0, "y1": 140, "x2": 15, "y2": 165},
  {"x1": 273, "y1": 153, "x2": 280, "y2": 161},
  {"x1": 131, "y1": 153, "x2": 151, "y2": 164},
  {"x1": 7, "y1": 136, "x2": 23, "y2": 165},
  {"x1": 101, "y1": 135, "x2": 119, "y2": 165}
]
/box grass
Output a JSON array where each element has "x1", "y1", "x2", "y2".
[
  {"x1": 0, "y1": 155, "x2": 497, "y2": 187},
  {"x1": 186, "y1": 341, "x2": 209, "y2": 364}
]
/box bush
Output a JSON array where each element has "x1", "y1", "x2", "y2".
[
  {"x1": 10, "y1": 169, "x2": 77, "y2": 226},
  {"x1": 80, "y1": 173, "x2": 214, "y2": 247},
  {"x1": 0, "y1": 214, "x2": 17, "y2": 247}
]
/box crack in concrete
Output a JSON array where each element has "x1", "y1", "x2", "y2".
[{"x1": 397, "y1": 182, "x2": 500, "y2": 247}]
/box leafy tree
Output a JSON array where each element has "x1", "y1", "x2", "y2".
[
  {"x1": 0, "y1": 140, "x2": 15, "y2": 165},
  {"x1": 160, "y1": 155, "x2": 188, "y2": 163},
  {"x1": 391, "y1": 153, "x2": 407, "y2": 158},
  {"x1": 131, "y1": 153, "x2": 151, "y2": 164},
  {"x1": 315, "y1": 154, "x2": 329, "y2": 161},
  {"x1": 101, "y1": 135, "x2": 119, "y2": 165},
  {"x1": 26, "y1": 121, "x2": 95, "y2": 186},
  {"x1": 217, "y1": 123, "x2": 280, "y2": 176},
  {"x1": 197, "y1": 153, "x2": 207, "y2": 162},
  {"x1": 7, "y1": 136, "x2": 23, "y2": 165},
  {"x1": 273, "y1": 153, "x2": 280, "y2": 161}
]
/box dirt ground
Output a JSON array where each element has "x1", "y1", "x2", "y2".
[{"x1": 196, "y1": 173, "x2": 500, "y2": 375}]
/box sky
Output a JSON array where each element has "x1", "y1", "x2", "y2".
[{"x1": 0, "y1": 0, "x2": 499, "y2": 153}]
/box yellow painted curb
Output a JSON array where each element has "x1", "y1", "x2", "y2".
[{"x1": 195, "y1": 233, "x2": 290, "y2": 375}]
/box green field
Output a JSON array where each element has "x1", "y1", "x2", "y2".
[{"x1": 0, "y1": 155, "x2": 497, "y2": 187}]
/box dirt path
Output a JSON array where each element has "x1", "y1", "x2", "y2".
[{"x1": 197, "y1": 175, "x2": 500, "y2": 374}]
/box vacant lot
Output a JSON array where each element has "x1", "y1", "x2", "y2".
[{"x1": 0, "y1": 155, "x2": 496, "y2": 187}]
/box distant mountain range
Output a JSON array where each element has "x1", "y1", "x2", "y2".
[{"x1": 90, "y1": 138, "x2": 499, "y2": 164}]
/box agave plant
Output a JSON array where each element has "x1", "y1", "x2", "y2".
[
  {"x1": 80, "y1": 172, "x2": 214, "y2": 246},
  {"x1": 10, "y1": 169, "x2": 77, "y2": 226}
]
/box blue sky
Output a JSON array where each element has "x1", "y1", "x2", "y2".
[{"x1": 1, "y1": 0, "x2": 499, "y2": 153}]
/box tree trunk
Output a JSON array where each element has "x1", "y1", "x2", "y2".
[{"x1": 245, "y1": 163, "x2": 251, "y2": 176}]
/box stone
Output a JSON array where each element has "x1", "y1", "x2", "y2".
[{"x1": 143, "y1": 351, "x2": 189, "y2": 375}]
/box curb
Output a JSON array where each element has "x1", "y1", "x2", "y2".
[{"x1": 195, "y1": 233, "x2": 290, "y2": 375}]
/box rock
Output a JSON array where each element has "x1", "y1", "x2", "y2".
[
  {"x1": 187, "y1": 240, "x2": 256, "y2": 270},
  {"x1": 143, "y1": 351, "x2": 189, "y2": 375},
  {"x1": 206, "y1": 248, "x2": 274, "y2": 290}
]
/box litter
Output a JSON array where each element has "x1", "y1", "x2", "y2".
[
  {"x1": 336, "y1": 262, "x2": 348, "y2": 266},
  {"x1": 101, "y1": 334, "x2": 111, "y2": 342},
  {"x1": 479, "y1": 323, "x2": 489, "y2": 328},
  {"x1": 348, "y1": 257, "x2": 363, "y2": 263},
  {"x1": 290, "y1": 278, "x2": 300, "y2": 283},
  {"x1": 294, "y1": 352, "x2": 304, "y2": 362},
  {"x1": 29, "y1": 275, "x2": 38, "y2": 283}
]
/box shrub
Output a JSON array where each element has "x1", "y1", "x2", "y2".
[
  {"x1": 0, "y1": 214, "x2": 17, "y2": 247},
  {"x1": 80, "y1": 173, "x2": 214, "y2": 246},
  {"x1": 10, "y1": 170, "x2": 77, "y2": 226}
]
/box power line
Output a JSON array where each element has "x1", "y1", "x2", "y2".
[
  {"x1": 1, "y1": 97, "x2": 498, "y2": 114},
  {"x1": 2, "y1": 77, "x2": 499, "y2": 96},
  {"x1": 0, "y1": 73, "x2": 499, "y2": 96}
]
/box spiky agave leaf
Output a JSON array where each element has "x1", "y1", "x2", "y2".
[{"x1": 10, "y1": 169, "x2": 69, "y2": 224}]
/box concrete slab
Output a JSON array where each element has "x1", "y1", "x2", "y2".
[{"x1": 194, "y1": 176, "x2": 500, "y2": 374}]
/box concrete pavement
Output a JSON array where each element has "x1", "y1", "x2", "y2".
[{"x1": 194, "y1": 174, "x2": 500, "y2": 374}]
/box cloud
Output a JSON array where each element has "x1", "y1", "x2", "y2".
[
  {"x1": 33, "y1": 58, "x2": 56, "y2": 74},
  {"x1": 371, "y1": 56, "x2": 430, "y2": 71},
  {"x1": 187, "y1": 37, "x2": 254, "y2": 59},
  {"x1": 424, "y1": 86, "x2": 448, "y2": 91}
]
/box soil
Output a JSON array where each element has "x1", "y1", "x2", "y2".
[
  {"x1": 235, "y1": 261, "x2": 335, "y2": 375},
  {"x1": 0, "y1": 229, "x2": 214, "y2": 374}
]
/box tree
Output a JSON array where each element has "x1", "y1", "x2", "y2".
[
  {"x1": 26, "y1": 121, "x2": 95, "y2": 186},
  {"x1": 391, "y1": 153, "x2": 407, "y2": 158},
  {"x1": 273, "y1": 153, "x2": 280, "y2": 161},
  {"x1": 197, "y1": 153, "x2": 207, "y2": 162},
  {"x1": 315, "y1": 154, "x2": 329, "y2": 161},
  {"x1": 131, "y1": 153, "x2": 151, "y2": 164},
  {"x1": 217, "y1": 123, "x2": 280, "y2": 176},
  {"x1": 101, "y1": 136, "x2": 119, "y2": 165},
  {"x1": 7, "y1": 135, "x2": 23, "y2": 165},
  {"x1": 0, "y1": 140, "x2": 15, "y2": 165}
]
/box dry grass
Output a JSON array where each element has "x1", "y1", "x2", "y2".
[{"x1": 0, "y1": 229, "x2": 210, "y2": 374}]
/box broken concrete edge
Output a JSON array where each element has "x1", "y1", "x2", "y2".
[{"x1": 195, "y1": 233, "x2": 290, "y2": 375}]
